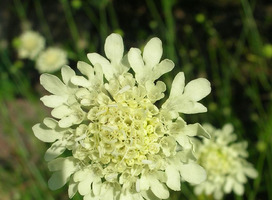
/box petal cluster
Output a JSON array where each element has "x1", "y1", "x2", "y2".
[
  {"x1": 193, "y1": 124, "x2": 258, "y2": 199},
  {"x1": 33, "y1": 33, "x2": 211, "y2": 200},
  {"x1": 18, "y1": 30, "x2": 45, "y2": 60},
  {"x1": 36, "y1": 47, "x2": 68, "y2": 73}
]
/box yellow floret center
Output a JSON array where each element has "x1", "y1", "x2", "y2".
[
  {"x1": 199, "y1": 145, "x2": 232, "y2": 176},
  {"x1": 23, "y1": 36, "x2": 38, "y2": 50},
  {"x1": 44, "y1": 50, "x2": 59, "y2": 64},
  {"x1": 73, "y1": 90, "x2": 165, "y2": 172}
]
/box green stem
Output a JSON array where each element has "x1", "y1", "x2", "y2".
[
  {"x1": 33, "y1": 0, "x2": 53, "y2": 43},
  {"x1": 161, "y1": 0, "x2": 176, "y2": 62},
  {"x1": 13, "y1": 0, "x2": 27, "y2": 21},
  {"x1": 108, "y1": 1, "x2": 119, "y2": 30},
  {"x1": 60, "y1": 0, "x2": 85, "y2": 58}
]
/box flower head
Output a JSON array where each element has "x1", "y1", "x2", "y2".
[
  {"x1": 17, "y1": 30, "x2": 45, "y2": 60},
  {"x1": 36, "y1": 47, "x2": 68, "y2": 73},
  {"x1": 193, "y1": 124, "x2": 258, "y2": 199},
  {"x1": 33, "y1": 33, "x2": 211, "y2": 200}
]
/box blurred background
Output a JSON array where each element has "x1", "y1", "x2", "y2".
[{"x1": 0, "y1": 0, "x2": 271, "y2": 199}]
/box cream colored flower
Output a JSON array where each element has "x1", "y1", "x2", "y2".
[
  {"x1": 18, "y1": 30, "x2": 45, "y2": 59},
  {"x1": 193, "y1": 124, "x2": 258, "y2": 199},
  {"x1": 36, "y1": 47, "x2": 68, "y2": 73},
  {"x1": 33, "y1": 33, "x2": 211, "y2": 200}
]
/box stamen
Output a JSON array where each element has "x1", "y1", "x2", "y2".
[
  {"x1": 136, "y1": 179, "x2": 140, "y2": 192},
  {"x1": 117, "y1": 85, "x2": 131, "y2": 94},
  {"x1": 96, "y1": 110, "x2": 106, "y2": 116},
  {"x1": 75, "y1": 134, "x2": 87, "y2": 142},
  {"x1": 142, "y1": 160, "x2": 153, "y2": 164}
]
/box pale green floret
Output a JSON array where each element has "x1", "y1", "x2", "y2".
[
  {"x1": 194, "y1": 124, "x2": 258, "y2": 199},
  {"x1": 36, "y1": 47, "x2": 68, "y2": 73},
  {"x1": 18, "y1": 30, "x2": 45, "y2": 60},
  {"x1": 33, "y1": 33, "x2": 211, "y2": 200}
]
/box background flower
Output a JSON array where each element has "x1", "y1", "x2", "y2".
[
  {"x1": 36, "y1": 47, "x2": 68, "y2": 73},
  {"x1": 33, "y1": 33, "x2": 211, "y2": 200},
  {"x1": 17, "y1": 30, "x2": 45, "y2": 60},
  {"x1": 193, "y1": 123, "x2": 258, "y2": 199}
]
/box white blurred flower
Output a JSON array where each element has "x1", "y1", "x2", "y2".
[
  {"x1": 194, "y1": 124, "x2": 258, "y2": 199},
  {"x1": 36, "y1": 47, "x2": 68, "y2": 73},
  {"x1": 33, "y1": 33, "x2": 211, "y2": 200},
  {"x1": 18, "y1": 30, "x2": 45, "y2": 60}
]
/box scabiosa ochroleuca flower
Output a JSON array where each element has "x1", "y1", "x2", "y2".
[
  {"x1": 33, "y1": 33, "x2": 211, "y2": 200},
  {"x1": 193, "y1": 123, "x2": 258, "y2": 199},
  {"x1": 17, "y1": 30, "x2": 45, "y2": 60},
  {"x1": 36, "y1": 47, "x2": 68, "y2": 73}
]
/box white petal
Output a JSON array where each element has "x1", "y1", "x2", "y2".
[
  {"x1": 51, "y1": 105, "x2": 72, "y2": 119},
  {"x1": 84, "y1": 193, "x2": 98, "y2": 200},
  {"x1": 139, "y1": 175, "x2": 150, "y2": 191},
  {"x1": 73, "y1": 169, "x2": 88, "y2": 182},
  {"x1": 194, "y1": 184, "x2": 204, "y2": 195},
  {"x1": 179, "y1": 163, "x2": 206, "y2": 184},
  {"x1": 120, "y1": 192, "x2": 133, "y2": 200},
  {"x1": 244, "y1": 167, "x2": 258, "y2": 178},
  {"x1": 224, "y1": 176, "x2": 234, "y2": 193},
  {"x1": 214, "y1": 189, "x2": 223, "y2": 200},
  {"x1": 48, "y1": 171, "x2": 68, "y2": 190},
  {"x1": 77, "y1": 61, "x2": 94, "y2": 79},
  {"x1": 61, "y1": 65, "x2": 76, "y2": 85},
  {"x1": 100, "y1": 183, "x2": 114, "y2": 200},
  {"x1": 40, "y1": 74, "x2": 67, "y2": 95},
  {"x1": 184, "y1": 78, "x2": 211, "y2": 101},
  {"x1": 71, "y1": 76, "x2": 91, "y2": 87},
  {"x1": 165, "y1": 165, "x2": 181, "y2": 191},
  {"x1": 48, "y1": 157, "x2": 77, "y2": 172},
  {"x1": 105, "y1": 33, "x2": 124, "y2": 63},
  {"x1": 128, "y1": 48, "x2": 144, "y2": 75},
  {"x1": 43, "y1": 118, "x2": 58, "y2": 129},
  {"x1": 58, "y1": 114, "x2": 78, "y2": 128},
  {"x1": 233, "y1": 182, "x2": 244, "y2": 195},
  {"x1": 44, "y1": 140, "x2": 66, "y2": 161},
  {"x1": 237, "y1": 172, "x2": 247, "y2": 183},
  {"x1": 143, "y1": 37, "x2": 162, "y2": 67},
  {"x1": 132, "y1": 193, "x2": 145, "y2": 200},
  {"x1": 48, "y1": 158, "x2": 77, "y2": 190},
  {"x1": 47, "y1": 157, "x2": 65, "y2": 171},
  {"x1": 87, "y1": 53, "x2": 112, "y2": 80},
  {"x1": 32, "y1": 123, "x2": 62, "y2": 143},
  {"x1": 78, "y1": 178, "x2": 92, "y2": 195},
  {"x1": 222, "y1": 123, "x2": 234, "y2": 134},
  {"x1": 68, "y1": 180, "x2": 78, "y2": 198},
  {"x1": 178, "y1": 101, "x2": 208, "y2": 114},
  {"x1": 183, "y1": 123, "x2": 210, "y2": 138},
  {"x1": 169, "y1": 72, "x2": 185, "y2": 98},
  {"x1": 149, "y1": 177, "x2": 169, "y2": 199},
  {"x1": 152, "y1": 59, "x2": 174, "y2": 80},
  {"x1": 141, "y1": 190, "x2": 161, "y2": 200},
  {"x1": 175, "y1": 134, "x2": 191, "y2": 149},
  {"x1": 40, "y1": 95, "x2": 67, "y2": 108},
  {"x1": 93, "y1": 64, "x2": 104, "y2": 82},
  {"x1": 92, "y1": 178, "x2": 102, "y2": 196}
]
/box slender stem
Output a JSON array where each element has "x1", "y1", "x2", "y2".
[
  {"x1": 60, "y1": 0, "x2": 85, "y2": 59},
  {"x1": 108, "y1": 1, "x2": 119, "y2": 30},
  {"x1": 33, "y1": 0, "x2": 53, "y2": 43},
  {"x1": 13, "y1": 0, "x2": 27, "y2": 21},
  {"x1": 161, "y1": 0, "x2": 176, "y2": 62}
]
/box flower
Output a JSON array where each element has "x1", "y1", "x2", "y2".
[
  {"x1": 17, "y1": 30, "x2": 45, "y2": 60},
  {"x1": 33, "y1": 33, "x2": 211, "y2": 200},
  {"x1": 193, "y1": 124, "x2": 258, "y2": 199},
  {"x1": 36, "y1": 47, "x2": 68, "y2": 73}
]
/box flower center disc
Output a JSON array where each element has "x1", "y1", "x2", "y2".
[
  {"x1": 74, "y1": 90, "x2": 165, "y2": 173},
  {"x1": 199, "y1": 146, "x2": 232, "y2": 176}
]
